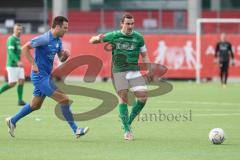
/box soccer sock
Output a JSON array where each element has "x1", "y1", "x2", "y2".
[
  {"x1": 0, "y1": 83, "x2": 11, "y2": 94},
  {"x1": 17, "y1": 84, "x2": 24, "y2": 101},
  {"x1": 11, "y1": 103, "x2": 33, "y2": 125},
  {"x1": 128, "y1": 100, "x2": 146, "y2": 125},
  {"x1": 61, "y1": 104, "x2": 78, "y2": 133},
  {"x1": 119, "y1": 103, "x2": 129, "y2": 132}
]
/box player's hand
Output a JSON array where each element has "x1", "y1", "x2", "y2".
[
  {"x1": 60, "y1": 50, "x2": 70, "y2": 62},
  {"x1": 17, "y1": 61, "x2": 24, "y2": 67},
  {"x1": 32, "y1": 63, "x2": 39, "y2": 73},
  {"x1": 145, "y1": 69, "x2": 154, "y2": 83},
  {"x1": 89, "y1": 34, "x2": 104, "y2": 44}
]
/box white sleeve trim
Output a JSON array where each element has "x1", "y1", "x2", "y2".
[{"x1": 140, "y1": 45, "x2": 147, "y2": 53}]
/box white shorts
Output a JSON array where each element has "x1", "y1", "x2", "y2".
[{"x1": 6, "y1": 67, "x2": 25, "y2": 83}]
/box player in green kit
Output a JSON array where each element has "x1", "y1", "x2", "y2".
[
  {"x1": 90, "y1": 13, "x2": 153, "y2": 140},
  {"x1": 0, "y1": 24, "x2": 26, "y2": 105}
]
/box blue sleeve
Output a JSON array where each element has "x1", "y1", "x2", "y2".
[{"x1": 30, "y1": 33, "x2": 49, "y2": 48}]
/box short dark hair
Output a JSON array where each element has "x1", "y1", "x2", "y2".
[
  {"x1": 14, "y1": 23, "x2": 22, "y2": 27},
  {"x1": 52, "y1": 16, "x2": 68, "y2": 28},
  {"x1": 121, "y1": 13, "x2": 134, "y2": 23}
]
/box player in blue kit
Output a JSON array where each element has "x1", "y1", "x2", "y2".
[{"x1": 5, "y1": 16, "x2": 89, "y2": 138}]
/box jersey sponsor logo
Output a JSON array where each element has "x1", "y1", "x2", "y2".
[{"x1": 115, "y1": 41, "x2": 136, "y2": 51}]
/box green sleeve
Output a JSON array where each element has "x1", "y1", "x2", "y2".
[
  {"x1": 103, "y1": 31, "x2": 115, "y2": 42},
  {"x1": 7, "y1": 37, "x2": 19, "y2": 63}
]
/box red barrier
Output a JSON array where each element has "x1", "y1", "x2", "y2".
[{"x1": 0, "y1": 34, "x2": 239, "y2": 79}]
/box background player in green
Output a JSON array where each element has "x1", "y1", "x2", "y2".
[
  {"x1": 89, "y1": 13, "x2": 153, "y2": 140},
  {"x1": 0, "y1": 24, "x2": 26, "y2": 105}
]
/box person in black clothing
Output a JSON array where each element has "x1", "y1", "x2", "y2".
[{"x1": 214, "y1": 33, "x2": 235, "y2": 87}]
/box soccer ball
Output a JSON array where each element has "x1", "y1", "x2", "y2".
[{"x1": 208, "y1": 128, "x2": 225, "y2": 144}]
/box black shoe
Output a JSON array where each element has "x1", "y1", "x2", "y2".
[{"x1": 18, "y1": 100, "x2": 26, "y2": 106}]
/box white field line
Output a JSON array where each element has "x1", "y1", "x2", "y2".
[{"x1": 157, "y1": 100, "x2": 239, "y2": 106}]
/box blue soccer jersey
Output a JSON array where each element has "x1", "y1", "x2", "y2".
[
  {"x1": 30, "y1": 31, "x2": 62, "y2": 97},
  {"x1": 30, "y1": 30, "x2": 62, "y2": 78}
]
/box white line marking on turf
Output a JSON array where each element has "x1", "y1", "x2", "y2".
[
  {"x1": 195, "y1": 113, "x2": 240, "y2": 116},
  {"x1": 158, "y1": 100, "x2": 239, "y2": 106}
]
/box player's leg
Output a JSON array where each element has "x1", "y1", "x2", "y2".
[
  {"x1": 33, "y1": 76, "x2": 88, "y2": 137},
  {"x1": 0, "y1": 67, "x2": 17, "y2": 94},
  {"x1": 223, "y1": 61, "x2": 229, "y2": 85},
  {"x1": 128, "y1": 74, "x2": 148, "y2": 125},
  {"x1": 17, "y1": 67, "x2": 26, "y2": 105},
  {"x1": 6, "y1": 95, "x2": 45, "y2": 137},
  {"x1": 50, "y1": 90, "x2": 88, "y2": 137},
  {"x1": 117, "y1": 89, "x2": 130, "y2": 132},
  {"x1": 112, "y1": 72, "x2": 131, "y2": 138},
  {"x1": 219, "y1": 63, "x2": 224, "y2": 85},
  {"x1": 117, "y1": 89, "x2": 134, "y2": 140}
]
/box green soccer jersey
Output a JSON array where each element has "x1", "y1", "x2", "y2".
[
  {"x1": 6, "y1": 35, "x2": 21, "y2": 67},
  {"x1": 103, "y1": 30, "x2": 146, "y2": 73}
]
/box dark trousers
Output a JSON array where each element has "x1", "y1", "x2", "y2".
[{"x1": 219, "y1": 61, "x2": 229, "y2": 84}]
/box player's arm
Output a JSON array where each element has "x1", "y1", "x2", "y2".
[
  {"x1": 229, "y1": 43, "x2": 235, "y2": 65},
  {"x1": 57, "y1": 50, "x2": 70, "y2": 62},
  {"x1": 26, "y1": 34, "x2": 49, "y2": 73},
  {"x1": 89, "y1": 32, "x2": 114, "y2": 44},
  {"x1": 89, "y1": 34, "x2": 104, "y2": 44},
  {"x1": 22, "y1": 42, "x2": 39, "y2": 73},
  {"x1": 57, "y1": 41, "x2": 70, "y2": 62},
  {"x1": 214, "y1": 43, "x2": 219, "y2": 63},
  {"x1": 141, "y1": 50, "x2": 154, "y2": 82}
]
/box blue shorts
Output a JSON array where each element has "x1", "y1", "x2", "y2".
[{"x1": 32, "y1": 76, "x2": 57, "y2": 97}]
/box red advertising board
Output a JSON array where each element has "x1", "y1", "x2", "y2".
[{"x1": 0, "y1": 34, "x2": 239, "y2": 79}]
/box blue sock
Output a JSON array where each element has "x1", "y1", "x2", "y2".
[
  {"x1": 11, "y1": 103, "x2": 33, "y2": 125},
  {"x1": 61, "y1": 104, "x2": 78, "y2": 133}
]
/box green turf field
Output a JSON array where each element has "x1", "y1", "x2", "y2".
[{"x1": 0, "y1": 81, "x2": 239, "y2": 160}]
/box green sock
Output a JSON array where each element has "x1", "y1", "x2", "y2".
[
  {"x1": 128, "y1": 100, "x2": 146, "y2": 125},
  {"x1": 17, "y1": 84, "x2": 24, "y2": 101},
  {"x1": 0, "y1": 83, "x2": 11, "y2": 94},
  {"x1": 119, "y1": 103, "x2": 130, "y2": 132}
]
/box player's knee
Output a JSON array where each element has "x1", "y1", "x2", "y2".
[
  {"x1": 137, "y1": 93, "x2": 148, "y2": 103},
  {"x1": 18, "y1": 80, "x2": 24, "y2": 85},
  {"x1": 119, "y1": 97, "x2": 128, "y2": 103},
  {"x1": 119, "y1": 95, "x2": 128, "y2": 103},
  {"x1": 138, "y1": 96, "x2": 147, "y2": 103},
  {"x1": 135, "y1": 91, "x2": 147, "y2": 102},
  {"x1": 118, "y1": 90, "x2": 128, "y2": 103},
  {"x1": 8, "y1": 82, "x2": 17, "y2": 87}
]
